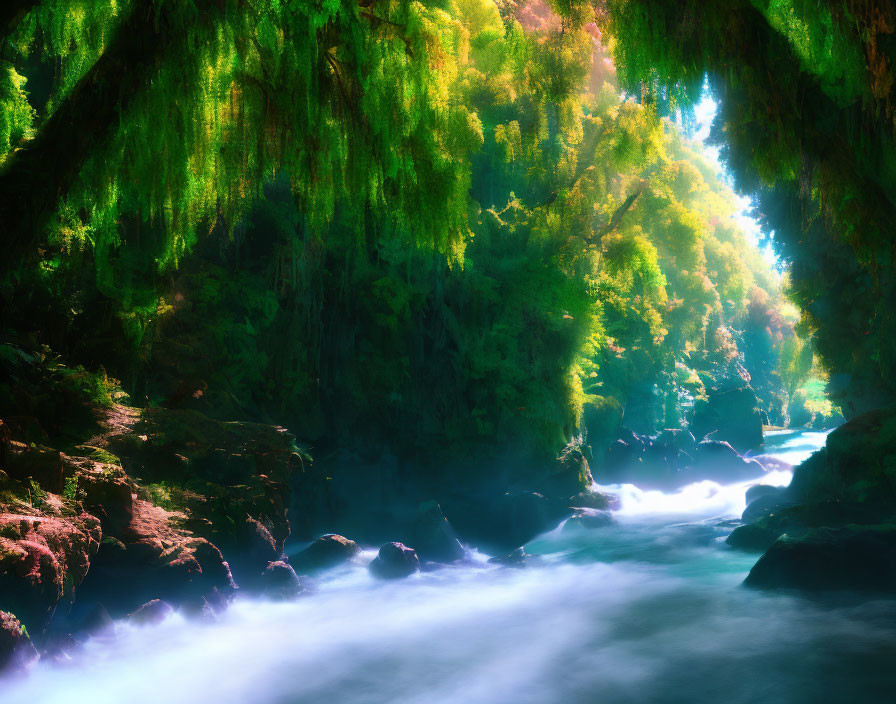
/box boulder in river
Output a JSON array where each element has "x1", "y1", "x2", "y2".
[
  {"x1": 690, "y1": 386, "x2": 764, "y2": 452},
  {"x1": 745, "y1": 484, "x2": 784, "y2": 505},
  {"x1": 258, "y1": 561, "x2": 305, "y2": 600},
  {"x1": 408, "y1": 501, "x2": 465, "y2": 564},
  {"x1": 369, "y1": 542, "x2": 420, "y2": 579},
  {"x1": 686, "y1": 440, "x2": 764, "y2": 483},
  {"x1": 491, "y1": 491, "x2": 554, "y2": 551},
  {"x1": 563, "y1": 508, "x2": 614, "y2": 531},
  {"x1": 726, "y1": 522, "x2": 784, "y2": 553},
  {"x1": 654, "y1": 428, "x2": 697, "y2": 459},
  {"x1": 487, "y1": 547, "x2": 529, "y2": 568},
  {"x1": 443, "y1": 490, "x2": 560, "y2": 554},
  {"x1": 745, "y1": 525, "x2": 896, "y2": 592},
  {"x1": 0, "y1": 611, "x2": 38, "y2": 673},
  {"x1": 569, "y1": 489, "x2": 619, "y2": 511},
  {"x1": 742, "y1": 488, "x2": 794, "y2": 524},
  {"x1": 129, "y1": 599, "x2": 174, "y2": 626},
  {"x1": 292, "y1": 534, "x2": 360, "y2": 573}
]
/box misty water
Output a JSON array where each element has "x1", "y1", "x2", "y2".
[{"x1": 7, "y1": 429, "x2": 896, "y2": 704}]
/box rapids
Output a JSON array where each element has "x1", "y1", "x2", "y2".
[{"x1": 7, "y1": 428, "x2": 896, "y2": 704}]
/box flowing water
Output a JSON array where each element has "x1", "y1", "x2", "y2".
[{"x1": 6, "y1": 428, "x2": 896, "y2": 704}]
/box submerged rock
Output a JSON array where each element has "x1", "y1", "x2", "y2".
[
  {"x1": 369, "y1": 542, "x2": 420, "y2": 579},
  {"x1": 292, "y1": 534, "x2": 360, "y2": 573},
  {"x1": 746, "y1": 525, "x2": 896, "y2": 592},
  {"x1": 0, "y1": 611, "x2": 37, "y2": 673}
]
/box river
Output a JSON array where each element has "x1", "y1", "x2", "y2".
[{"x1": 6, "y1": 428, "x2": 896, "y2": 704}]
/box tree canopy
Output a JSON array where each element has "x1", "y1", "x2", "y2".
[{"x1": 0, "y1": 0, "x2": 834, "y2": 478}]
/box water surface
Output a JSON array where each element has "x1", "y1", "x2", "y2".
[{"x1": 8, "y1": 429, "x2": 896, "y2": 704}]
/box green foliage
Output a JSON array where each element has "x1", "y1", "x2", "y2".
[
  {"x1": 2, "y1": 0, "x2": 811, "y2": 489},
  {"x1": 597, "y1": 0, "x2": 896, "y2": 415},
  {"x1": 0, "y1": 63, "x2": 33, "y2": 162}
]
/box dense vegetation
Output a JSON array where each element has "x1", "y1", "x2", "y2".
[
  {"x1": 9, "y1": 0, "x2": 896, "y2": 668},
  {"x1": 0, "y1": 0, "x2": 824, "y2": 496},
  {"x1": 599, "y1": 0, "x2": 896, "y2": 416}
]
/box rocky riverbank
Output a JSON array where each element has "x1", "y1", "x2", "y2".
[
  {"x1": 0, "y1": 342, "x2": 613, "y2": 672},
  {"x1": 730, "y1": 406, "x2": 896, "y2": 592}
]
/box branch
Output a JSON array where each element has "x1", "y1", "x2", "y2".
[
  {"x1": 360, "y1": 11, "x2": 415, "y2": 57},
  {"x1": 595, "y1": 181, "x2": 647, "y2": 238}
]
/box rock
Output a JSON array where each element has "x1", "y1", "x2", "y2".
[
  {"x1": 601, "y1": 427, "x2": 765, "y2": 489},
  {"x1": 745, "y1": 525, "x2": 896, "y2": 592},
  {"x1": 0, "y1": 510, "x2": 102, "y2": 632},
  {"x1": 408, "y1": 501, "x2": 465, "y2": 563},
  {"x1": 258, "y1": 561, "x2": 304, "y2": 600},
  {"x1": 788, "y1": 406, "x2": 896, "y2": 514},
  {"x1": 443, "y1": 490, "x2": 559, "y2": 554},
  {"x1": 292, "y1": 534, "x2": 360, "y2": 573},
  {"x1": 75, "y1": 499, "x2": 235, "y2": 616},
  {"x1": 105, "y1": 406, "x2": 308, "y2": 582},
  {"x1": 129, "y1": 599, "x2": 174, "y2": 626},
  {"x1": 546, "y1": 443, "x2": 595, "y2": 497},
  {"x1": 74, "y1": 603, "x2": 115, "y2": 639},
  {"x1": 0, "y1": 611, "x2": 38, "y2": 673},
  {"x1": 686, "y1": 440, "x2": 765, "y2": 483},
  {"x1": 602, "y1": 428, "x2": 648, "y2": 482},
  {"x1": 569, "y1": 489, "x2": 618, "y2": 511},
  {"x1": 742, "y1": 491, "x2": 794, "y2": 523},
  {"x1": 726, "y1": 523, "x2": 783, "y2": 552},
  {"x1": 618, "y1": 427, "x2": 647, "y2": 450},
  {"x1": 655, "y1": 429, "x2": 697, "y2": 457},
  {"x1": 605, "y1": 439, "x2": 639, "y2": 472},
  {"x1": 745, "y1": 484, "x2": 785, "y2": 505},
  {"x1": 488, "y1": 547, "x2": 529, "y2": 568},
  {"x1": 690, "y1": 386, "x2": 764, "y2": 452},
  {"x1": 369, "y1": 542, "x2": 420, "y2": 579},
  {"x1": 218, "y1": 518, "x2": 281, "y2": 587},
  {"x1": 491, "y1": 491, "x2": 554, "y2": 551},
  {"x1": 70, "y1": 459, "x2": 135, "y2": 535},
  {"x1": 4, "y1": 442, "x2": 65, "y2": 494},
  {"x1": 563, "y1": 508, "x2": 614, "y2": 530}
]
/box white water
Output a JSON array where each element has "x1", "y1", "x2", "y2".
[{"x1": 8, "y1": 428, "x2": 896, "y2": 704}]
